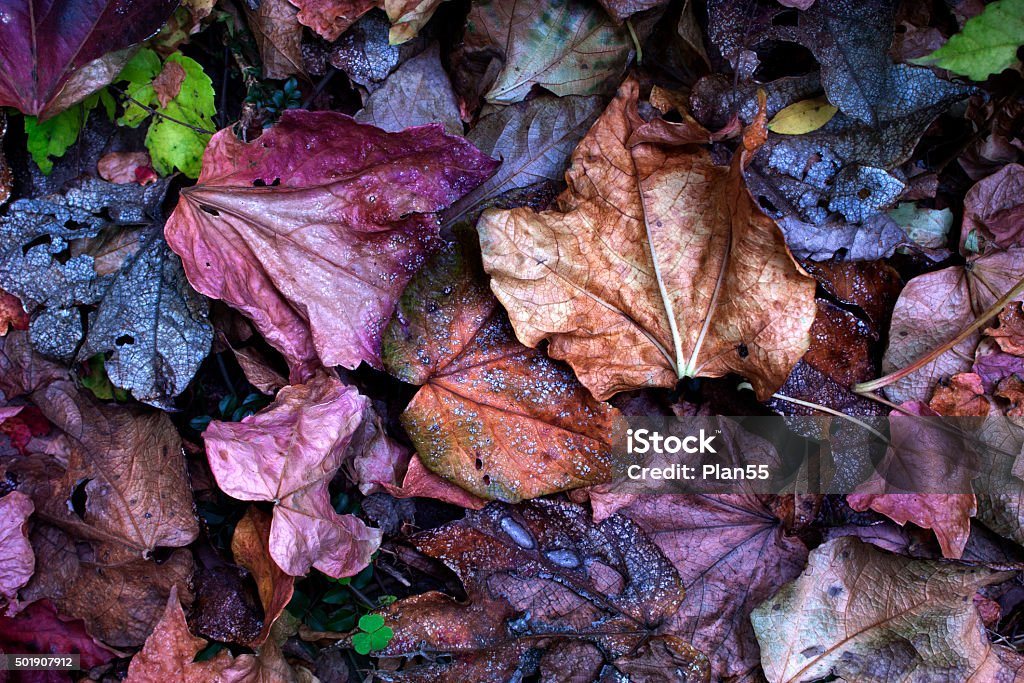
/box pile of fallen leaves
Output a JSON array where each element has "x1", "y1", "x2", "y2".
[{"x1": 1, "y1": 0, "x2": 1024, "y2": 681}]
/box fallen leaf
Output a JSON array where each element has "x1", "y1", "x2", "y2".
[
  {"x1": 963, "y1": 163, "x2": 1024, "y2": 254},
  {"x1": 382, "y1": 454, "x2": 488, "y2": 509},
  {"x1": 204, "y1": 374, "x2": 382, "y2": 577},
  {"x1": 231, "y1": 345, "x2": 288, "y2": 395},
  {"x1": 231, "y1": 508, "x2": 295, "y2": 647},
  {"x1": 751, "y1": 536, "x2": 1022, "y2": 683},
  {"x1": 347, "y1": 398, "x2": 411, "y2": 495},
  {"x1": 0, "y1": 289, "x2": 27, "y2": 336},
  {"x1": 127, "y1": 586, "x2": 301, "y2": 683},
  {"x1": 0, "y1": 0, "x2": 177, "y2": 119},
  {"x1": 383, "y1": 236, "x2": 622, "y2": 501},
  {"x1": 0, "y1": 178, "x2": 213, "y2": 407},
  {"x1": 289, "y1": 0, "x2": 377, "y2": 41},
  {"x1": 248, "y1": 0, "x2": 308, "y2": 80},
  {"x1": 383, "y1": 0, "x2": 448, "y2": 44},
  {"x1": 929, "y1": 372, "x2": 996, "y2": 417},
  {"x1": 97, "y1": 151, "x2": 158, "y2": 185},
  {"x1": 443, "y1": 94, "x2": 605, "y2": 227},
  {"x1": 911, "y1": 0, "x2": 1024, "y2": 81},
  {"x1": 478, "y1": 79, "x2": 817, "y2": 401},
  {"x1": 0, "y1": 600, "x2": 120, "y2": 670},
  {"x1": 882, "y1": 249, "x2": 1024, "y2": 403},
  {"x1": 355, "y1": 43, "x2": 461, "y2": 134},
  {"x1": 152, "y1": 61, "x2": 187, "y2": 109},
  {"x1": 0, "y1": 492, "x2": 33, "y2": 616},
  {"x1": 324, "y1": 10, "x2": 406, "y2": 86},
  {"x1": 458, "y1": 0, "x2": 631, "y2": 104},
  {"x1": 372, "y1": 499, "x2": 710, "y2": 681},
  {"x1": 974, "y1": 340, "x2": 1024, "y2": 390},
  {"x1": 986, "y1": 304, "x2": 1024, "y2": 356},
  {"x1": 143, "y1": 53, "x2": 217, "y2": 178},
  {"x1": 0, "y1": 114, "x2": 10, "y2": 207},
  {"x1": 800, "y1": 260, "x2": 902, "y2": 335},
  {"x1": 596, "y1": 0, "x2": 669, "y2": 22},
  {"x1": 767, "y1": 97, "x2": 839, "y2": 135},
  {"x1": 888, "y1": 202, "x2": 954, "y2": 261},
  {"x1": 606, "y1": 494, "x2": 808, "y2": 682},
  {"x1": 165, "y1": 110, "x2": 498, "y2": 380}
]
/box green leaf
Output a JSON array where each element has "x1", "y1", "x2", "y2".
[
  {"x1": 351, "y1": 631, "x2": 372, "y2": 655},
  {"x1": 117, "y1": 48, "x2": 163, "y2": 127},
  {"x1": 24, "y1": 104, "x2": 87, "y2": 174},
  {"x1": 911, "y1": 0, "x2": 1024, "y2": 80},
  {"x1": 80, "y1": 354, "x2": 130, "y2": 402},
  {"x1": 358, "y1": 613, "x2": 385, "y2": 633},
  {"x1": 118, "y1": 48, "x2": 163, "y2": 84},
  {"x1": 144, "y1": 53, "x2": 216, "y2": 178},
  {"x1": 369, "y1": 626, "x2": 393, "y2": 650}
]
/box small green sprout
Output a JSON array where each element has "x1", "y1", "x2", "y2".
[{"x1": 351, "y1": 613, "x2": 394, "y2": 655}]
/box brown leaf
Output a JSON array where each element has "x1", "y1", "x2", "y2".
[
  {"x1": 382, "y1": 454, "x2": 487, "y2": 509},
  {"x1": 152, "y1": 61, "x2": 187, "y2": 109},
  {"x1": 963, "y1": 163, "x2": 1024, "y2": 254},
  {"x1": 751, "y1": 537, "x2": 1022, "y2": 683},
  {"x1": 383, "y1": 0, "x2": 448, "y2": 44},
  {"x1": 372, "y1": 499, "x2": 710, "y2": 682},
  {"x1": 97, "y1": 151, "x2": 158, "y2": 185},
  {"x1": 478, "y1": 79, "x2": 816, "y2": 401},
  {"x1": 127, "y1": 586, "x2": 302, "y2": 683},
  {"x1": 247, "y1": 0, "x2": 308, "y2": 80},
  {"x1": 800, "y1": 260, "x2": 903, "y2": 335},
  {"x1": 603, "y1": 494, "x2": 808, "y2": 682},
  {"x1": 231, "y1": 508, "x2": 295, "y2": 647},
  {"x1": 288, "y1": 0, "x2": 378, "y2": 41},
  {"x1": 0, "y1": 289, "x2": 27, "y2": 337},
  {"x1": 383, "y1": 236, "x2": 624, "y2": 502},
  {"x1": 985, "y1": 303, "x2": 1024, "y2": 357}
]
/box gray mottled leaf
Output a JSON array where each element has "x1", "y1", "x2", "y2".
[
  {"x1": 444, "y1": 94, "x2": 604, "y2": 226},
  {"x1": 0, "y1": 178, "x2": 212, "y2": 407},
  {"x1": 355, "y1": 43, "x2": 461, "y2": 134}
]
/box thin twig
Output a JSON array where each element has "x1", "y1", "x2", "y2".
[{"x1": 110, "y1": 86, "x2": 216, "y2": 135}]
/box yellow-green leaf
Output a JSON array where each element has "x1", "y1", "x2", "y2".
[{"x1": 767, "y1": 97, "x2": 839, "y2": 135}]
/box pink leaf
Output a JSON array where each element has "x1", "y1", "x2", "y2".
[{"x1": 0, "y1": 492, "x2": 33, "y2": 615}]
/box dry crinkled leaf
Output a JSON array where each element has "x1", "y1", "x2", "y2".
[
  {"x1": 478, "y1": 79, "x2": 817, "y2": 401},
  {"x1": 97, "y1": 151, "x2": 158, "y2": 185},
  {"x1": 443, "y1": 94, "x2": 605, "y2": 227},
  {"x1": 230, "y1": 508, "x2": 295, "y2": 647},
  {"x1": 883, "y1": 249, "x2": 1024, "y2": 403},
  {"x1": 383, "y1": 236, "x2": 623, "y2": 502},
  {"x1": 986, "y1": 304, "x2": 1024, "y2": 356},
  {"x1": 383, "y1": 0, "x2": 448, "y2": 44},
  {"x1": 597, "y1": 0, "x2": 669, "y2": 22},
  {"x1": 152, "y1": 61, "x2": 186, "y2": 109},
  {"x1": 248, "y1": 0, "x2": 308, "y2": 80},
  {"x1": 372, "y1": 500, "x2": 711, "y2": 682},
  {"x1": 204, "y1": 374, "x2": 382, "y2": 578},
  {"x1": 288, "y1": 0, "x2": 378, "y2": 41},
  {"x1": 0, "y1": 492, "x2": 33, "y2": 616},
  {"x1": 963, "y1": 163, "x2": 1024, "y2": 254},
  {"x1": 347, "y1": 398, "x2": 411, "y2": 495},
  {"x1": 606, "y1": 494, "x2": 808, "y2": 682},
  {"x1": 460, "y1": 0, "x2": 631, "y2": 104},
  {"x1": 165, "y1": 110, "x2": 498, "y2": 381},
  {"x1": 382, "y1": 453, "x2": 488, "y2": 509},
  {"x1": 0, "y1": 0, "x2": 177, "y2": 119},
  {"x1": 0, "y1": 600, "x2": 120, "y2": 671},
  {"x1": 0, "y1": 178, "x2": 212, "y2": 408},
  {"x1": 751, "y1": 537, "x2": 1023, "y2": 683},
  {"x1": 127, "y1": 585, "x2": 301, "y2": 683},
  {"x1": 355, "y1": 43, "x2": 461, "y2": 135}
]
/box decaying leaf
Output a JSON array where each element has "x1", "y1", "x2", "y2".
[
  {"x1": 606, "y1": 494, "x2": 809, "y2": 682},
  {"x1": 230, "y1": 507, "x2": 295, "y2": 647},
  {"x1": 288, "y1": 0, "x2": 378, "y2": 41},
  {"x1": 751, "y1": 537, "x2": 1023, "y2": 683},
  {"x1": 383, "y1": 236, "x2": 623, "y2": 502},
  {"x1": 458, "y1": 0, "x2": 631, "y2": 104},
  {"x1": 165, "y1": 110, "x2": 498, "y2": 381},
  {"x1": 126, "y1": 586, "x2": 301, "y2": 683},
  {"x1": 204, "y1": 374, "x2": 382, "y2": 578},
  {"x1": 355, "y1": 43, "x2": 461, "y2": 134},
  {"x1": 883, "y1": 249, "x2": 1024, "y2": 403},
  {"x1": 962, "y1": 163, "x2": 1024, "y2": 254},
  {"x1": 97, "y1": 151, "x2": 158, "y2": 185},
  {"x1": 0, "y1": 491, "x2": 34, "y2": 616},
  {"x1": 597, "y1": 0, "x2": 669, "y2": 22},
  {"x1": 382, "y1": 453, "x2": 488, "y2": 509},
  {"x1": 0, "y1": 600, "x2": 120, "y2": 671},
  {"x1": 0, "y1": 178, "x2": 212, "y2": 407},
  {"x1": 371, "y1": 500, "x2": 711, "y2": 682},
  {"x1": 383, "y1": 0, "x2": 449, "y2": 45},
  {"x1": 443, "y1": 94, "x2": 605, "y2": 227},
  {"x1": 248, "y1": 0, "x2": 308, "y2": 80},
  {"x1": 478, "y1": 79, "x2": 817, "y2": 401},
  {"x1": 0, "y1": 0, "x2": 177, "y2": 119}
]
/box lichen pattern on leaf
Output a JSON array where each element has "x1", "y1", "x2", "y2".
[
  {"x1": 383, "y1": 235, "x2": 623, "y2": 502},
  {"x1": 0, "y1": 178, "x2": 212, "y2": 407},
  {"x1": 478, "y1": 79, "x2": 817, "y2": 401},
  {"x1": 165, "y1": 110, "x2": 498, "y2": 380}
]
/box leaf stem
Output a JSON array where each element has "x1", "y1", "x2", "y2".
[
  {"x1": 626, "y1": 19, "x2": 643, "y2": 65},
  {"x1": 770, "y1": 392, "x2": 889, "y2": 443},
  {"x1": 853, "y1": 273, "x2": 1024, "y2": 395},
  {"x1": 110, "y1": 86, "x2": 216, "y2": 136}
]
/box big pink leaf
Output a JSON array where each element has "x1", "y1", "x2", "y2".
[
  {"x1": 165, "y1": 111, "x2": 498, "y2": 380},
  {"x1": 0, "y1": 0, "x2": 177, "y2": 119},
  {"x1": 204, "y1": 374, "x2": 382, "y2": 578},
  {"x1": 0, "y1": 491, "x2": 33, "y2": 616}
]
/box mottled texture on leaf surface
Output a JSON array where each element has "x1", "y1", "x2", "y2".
[
  {"x1": 383, "y1": 237, "x2": 623, "y2": 502},
  {"x1": 0, "y1": 491, "x2": 34, "y2": 615},
  {"x1": 0, "y1": 178, "x2": 212, "y2": 407},
  {"x1": 460, "y1": 0, "x2": 631, "y2": 104},
  {"x1": 751, "y1": 537, "x2": 1023, "y2": 683},
  {"x1": 479, "y1": 80, "x2": 816, "y2": 401},
  {"x1": 373, "y1": 500, "x2": 711, "y2": 682},
  {"x1": 0, "y1": 0, "x2": 177, "y2": 119},
  {"x1": 288, "y1": 0, "x2": 377, "y2": 42},
  {"x1": 204, "y1": 374, "x2": 382, "y2": 578},
  {"x1": 166, "y1": 110, "x2": 498, "y2": 380}
]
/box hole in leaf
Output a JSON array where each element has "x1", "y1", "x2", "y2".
[
  {"x1": 69, "y1": 478, "x2": 91, "y2": 519},
  {"x1": 200, "y1": 204, "x2": 220, "y2": 216},
  {"x1": 115, "y1": 334, "x2": 135, "y2": 346},
  {"x1": 475, "y1": 457, "x2": 483, "y2": 470},
  {"x1": 482, "y1": 474, "x2": 491, "y2": 486},
  {"x1": 21, "y1": 234, "x2": 52, "y2": 255},
  {"x1": 737, "y1": 343, "x2": 749, "y2": 359}
]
